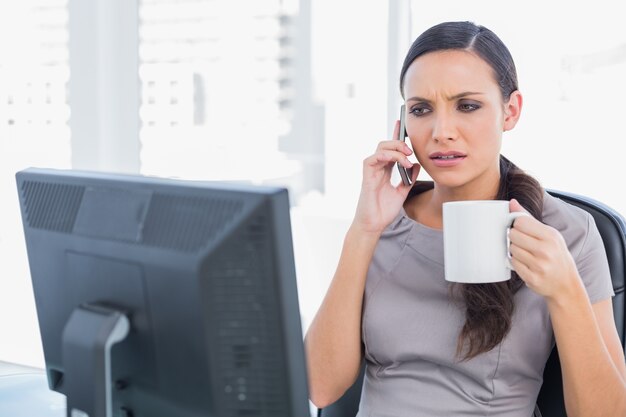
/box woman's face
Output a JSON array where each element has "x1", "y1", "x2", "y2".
[{"x1": 402, "y1": 49, "x2": 521, "y2": 193}]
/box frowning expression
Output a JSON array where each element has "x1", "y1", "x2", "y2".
[{"x1": 402, "y1": 49, "x2": 520, "y2": 191}]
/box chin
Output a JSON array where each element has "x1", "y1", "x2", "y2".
[{"x1": 426, "y1": 170, "x2": 471, "y2": 189}]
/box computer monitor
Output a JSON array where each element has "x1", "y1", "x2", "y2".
[{"x1": 15, "y1": 168, "x2": 310, "y2": 417}]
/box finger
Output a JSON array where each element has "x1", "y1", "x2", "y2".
[
  {"x1": 509, "y1": 198, "x2": 530, "y2": 214},
  {"x1": 509, "y1": 242, "x2": 536, "y2": 271},
  {"x1": 509, "y1": 256, "x2": 534, "y2": 285},
  {"x1": 509, "y1": 198, "x2": 556, "y2": 240},
  {"x1": 508, "y1": 227, "x2": 541, "y2": 253},
  {"x1": 377, "y1": 139, "x2": 413, "y2": 156},
  {"x1": 511, "y1": 215, "x2": 556, "y2": 241},
  {"x1": 509, "y1": 199, "x2": 534, "y2": 229},
  {"x1": 392, "y1": 119, "x2": 400, "y2": 143},
  {"x1": 377, "y1": 150, "x2": 414, "y2": 168},
  {"x1": 410, "y1": 163, "x2": 421, "y2": 182},
  {"x1": 363, "y1": 153, "x2": 390, "y2": 169},
  {"x1": 364, "y1": 150, "x2": 413, "y2": 169}
]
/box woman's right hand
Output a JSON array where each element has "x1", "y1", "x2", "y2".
[{"x1": 353, "y1": 120, "x2": 420, "y2": 235}]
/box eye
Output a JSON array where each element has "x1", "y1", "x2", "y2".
[
  {"x1": 409, "y1": 105, "x2": 432, "y2": 117},
  {"x1": 458, "y1": 102, "x2": 481, "y2": 112}
]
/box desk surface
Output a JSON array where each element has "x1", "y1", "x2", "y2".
[{"x1": 0, "y1": 361, "x2": 65, "y2": 416}]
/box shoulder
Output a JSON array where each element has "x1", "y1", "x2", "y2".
[
  {"x1": 372, "y1": 183, "x2": 436, "y2": 272},
  {"x1": 542, "y1": 190, "x2": 591, "y2": 227},
  {"x1": 542, "y1": 191, "x2": 615, "y2": 302},
  {"x1": 381, "y1": 180, "x2": 435, "y2": 237},
  {"x1": 542, "y1": 191, "x2": 594, "y2": 257}
]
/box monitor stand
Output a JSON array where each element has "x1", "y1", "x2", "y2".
[{"x1": 61, "y1": 304, "x2": 129, "y2": 417}]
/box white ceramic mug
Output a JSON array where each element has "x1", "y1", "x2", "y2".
[{"x1": 443, "y1": 200, "x2": 528, "y2": 283}]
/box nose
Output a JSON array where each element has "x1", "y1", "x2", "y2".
[{"x1": 432, "y1": 112, "x2": 457, "y2": 142}]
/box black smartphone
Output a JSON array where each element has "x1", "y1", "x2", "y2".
[{"x1": 396, "y1": 104, "x2": 412, "y2": 186}]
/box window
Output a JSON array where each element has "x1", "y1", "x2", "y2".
[
  {"x1": 409, "y1": 1, "x2": 626, "y2": 213},
  {"x1": 0, "y1": 0, "x2": 70, "y2": 366},
  {"x1": 3, "y1": 0, "x2": 625, "y2": 368},
  {"x1": 138, "y1": 0, "x2": 303, "y2": 193}
]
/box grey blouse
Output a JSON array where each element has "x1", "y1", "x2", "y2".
[{"x1": 357, "y1": 191, "x2": 614, "y2": 417}]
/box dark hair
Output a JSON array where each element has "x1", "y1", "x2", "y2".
[
  {"x1": 400, "y1": 21, "x2": 519, "y2": 100},
  {"x1": 399, "y1": 22, "x2": 544, "y2": 360}
]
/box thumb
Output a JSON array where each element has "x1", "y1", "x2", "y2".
[{"x1": 509, "y1": 198, "x2": 529, "y2": 214}]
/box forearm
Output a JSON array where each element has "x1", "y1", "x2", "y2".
[
  {"x1": 548, "y1": 279, "x2": 626, "y2": 417},
  {"x1": 305, "y1": 225, "x2": 380, "y2": 408}
]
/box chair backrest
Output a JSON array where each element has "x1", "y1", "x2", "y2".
[
  {"x1": 536, "y1": 190, "x2": 626, "y2": 417},
  {"x1": 318, "y1": 190, "x2": 626, "y2": 417}
]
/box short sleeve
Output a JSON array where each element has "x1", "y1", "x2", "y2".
[{"x1": 575, "y1": 213, "x2": 615, "y2": 304}]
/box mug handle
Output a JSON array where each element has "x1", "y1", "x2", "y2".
[{"x1": 506, "y1": 212, "x2": 530, "y2": 270}]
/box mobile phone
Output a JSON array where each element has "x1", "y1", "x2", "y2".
[{"x1": 396, "y1": 104, "x2": 412, "y2": 186}]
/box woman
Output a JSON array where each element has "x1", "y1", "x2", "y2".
[{"x1": 305, "y1": 21, "x2": 626, "y2": 416}]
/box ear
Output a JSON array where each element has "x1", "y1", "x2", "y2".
[{"x1": 503, "y1": 90, "x2": 523, "y2": 132}]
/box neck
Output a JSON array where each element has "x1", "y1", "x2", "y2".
[
  {"x1": 431, "y1": 179, "x2": 500, "y2": 205},
  {"x1": 438, "y1": 157, "x2": 501, "y2": 200},
  {"x1": 423, "y1": 169, "x2": 501, "y2": 226},
  {"x1": 404, "y1": 160, "x2": 503, "y2": 229}
]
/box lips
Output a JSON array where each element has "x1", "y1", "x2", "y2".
[{"x1": 429, "y1": 151, "x2": 467, "y2": 167}]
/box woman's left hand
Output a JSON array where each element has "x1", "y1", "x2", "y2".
[{"x1": 508, "y1": 199, "x2": 583, "y2": 301}]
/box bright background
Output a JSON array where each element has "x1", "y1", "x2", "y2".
[{"x1": 1, "y1": 0, "x2": 625, "y2": 368}]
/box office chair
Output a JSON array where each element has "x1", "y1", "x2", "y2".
[{"x1": 317, "y1": 190, "x2": 626, "y2": 417}]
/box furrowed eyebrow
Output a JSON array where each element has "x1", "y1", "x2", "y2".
[{"x1": 406, "y1": 91, "x2": 484, "y2": 104}]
